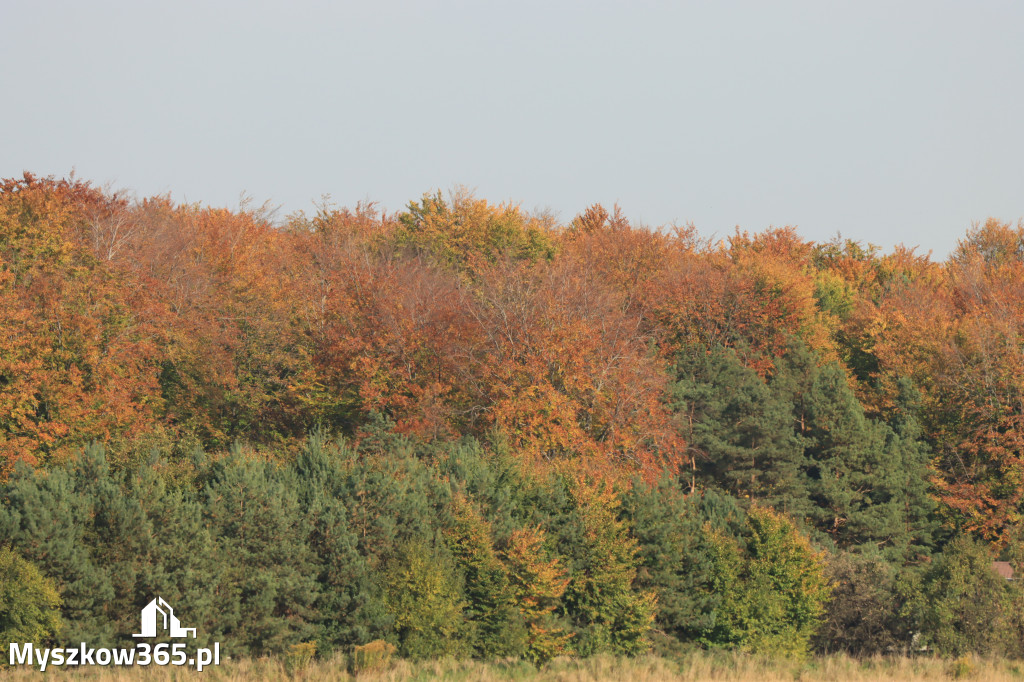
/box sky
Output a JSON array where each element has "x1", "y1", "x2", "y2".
[{"x1": 3, "y1": 1, "x2": 1023, "y2": 258}]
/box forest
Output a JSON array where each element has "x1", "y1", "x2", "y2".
[{"x1": 3, "y1": 172, "x2": 1024, "y2": 671}]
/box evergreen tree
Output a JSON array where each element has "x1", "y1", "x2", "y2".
[
  {"x1": 916, "y1": 534, "x2": 1014, "y2": 656},
  {"x1": 674, "y1": 344, "x2": 805, "y2": 509},
  {"x1": 290, "y1": 431, "x2": 382, "y2": 652},
  {"x1": 201, "y1": 447, "x2": 320, "y2": 655},
  {"x1": 773, "y1": 345, "x2": 934, "y2": 559},
  {"x1": 0, "y1": 455, "x2": 116, "y2": 645},
  {"x1": 620, "y1": 476, "x2": 726, "y2": 652},
  {"x1": 122, "y1": 460, "x2": 223, "y2": 652},
  {"x1": 445, "y1": 493, "x2": 527, "y2": 658},
  {"x1": 0, "y1": 446, "x2": 223, "y2": 649},
  {"x1": 556, "y1": 477, "x2": 656, "y2": 656}
]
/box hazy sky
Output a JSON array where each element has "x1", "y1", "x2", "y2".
[{"x1": 4, "y1": 1, "x2": 1023, "y2": 258}]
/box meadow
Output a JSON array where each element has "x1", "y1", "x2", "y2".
[{"x1": 4, "y1": 653, "x2": 1023, "y2": 681}]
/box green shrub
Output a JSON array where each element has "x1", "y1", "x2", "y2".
[
  {"x1": 0, "y1": 547, "x2": 62, "y2": 660},
  {"x1": 917, "y1": 534, "x2": 1012, "y2": 656},
  {"x1": 383, "y1": 539, "x2": 470, "y2": 660},
  {"x1": 705, "y1": 506, "x2": 831, "y2": 658}
]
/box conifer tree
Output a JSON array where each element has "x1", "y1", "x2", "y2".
[
  {"x1": 0, "y1": 456, "x2": 116, "y2": 645},
  {"x1": 621, "y1": 476, "x2": 730, "y2": 651},
  {"x1": 201, "y1": 447, "x2": 320, "y2": 655},
  {"x1": 290, "y1": 431, "x2": 382, "y2": 651},
  {"x1": 445, "y1": 493, "x2": 527, "y2": 658},
  {"x1": 673, "y1": 344, "x2": 804, "y2": 508},
  {"x1": 771, "y1": 343, "x2": 935, "y2": 559},
  {"x1": 556, "y1": 477, "x2": 656, "y2": 656},
  {"x1": 501, "y1": 526, "x2": 572, "y2": 665}
]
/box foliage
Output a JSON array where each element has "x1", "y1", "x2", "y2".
[
  {"x1": 556, "y1": 476, "x2": 657, "y2": 656},
  {"x1": 620, "y1": 477, "x2": 731, "y2": 653},
  {"x1": 349, "y1": 639, "x2": 397, "y2": 674},
  {"x1": 9, "y1": 173, "x2": 1024, "y2": 663},
  {"x1": 814, "y1": 552, "x2": 915, "y2": 655},
  {"x1": 915, "y1": 534, "x2": 1014, "y2": 656},
  {"x1": 502, "y1": 526, "x2": 572, "y2": 665},
  {"x1": 383, "y1": 538, "x2": 470, "y2": 660},
  {"x1": 0, "y1": 547, "x2": 62, "y2": 659},
  {"x1": 704, "y1": 506, "x2": 831, "y2": 658},
  {"x1": 445, "y1": 493, "x2": 527, "y2": 658}
]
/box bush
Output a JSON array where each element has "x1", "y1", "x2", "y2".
[
  {"x1": 917, "y1": 534, "x2": 1013, "y2": 656},
  {"x1": 815, "y1": 552, "x2": 915, "y2": 655},
  {"x1": 705, "y1": 506, "x2": 831, "y2": 658},
  {"x1": 0, "y1": 547, "x2": 62, "y2": 660},
  {"x1": 350, "y1": 639, "x2": 397, "y2": 674},
  {"x1": 283, "y1": 641, "x2": 317, "y2": 676}
]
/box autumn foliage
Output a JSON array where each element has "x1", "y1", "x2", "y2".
[
  {"x1": 11, "y1": 172, "x2": 1024, "y2": 662},
  {"x1": 3, "y1": 172, "x2": 1024, "y2": 543}
]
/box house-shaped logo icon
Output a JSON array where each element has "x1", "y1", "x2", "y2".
[{"x1": 133, "y1": 597, "x2": 197, "y2": 638}]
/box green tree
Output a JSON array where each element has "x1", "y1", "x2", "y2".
[
  {"x1": 916, "y1": 534, "x2": 1013, "y2": 656},
  {"x1": 200, "y1": 447, "x2": 320, "y2": 655},
  {"x1": 705, "y1": 506, "x2": 831, "y2": 658},
  {"x1": 445, "y1": 493, "x2": 527, "y2": 659},
  {"x1": 383, "y1": 538, "x2": 470, "y2": 660},
  {"x1": 770, "y1": 342, "x2": 935, "y2": 560},
  {"x1": 289, "y1": 431, "x2": 383, "y2": 652},
  {"x1": 0, "y1": 547, "x2": 62, "y2": 659},
  {"x1": 674, "y1": 344, "x2": 805, "y2": 509},
  {"x1": 0, "y1": 445, "x2": 222, "y2": 650},
  {"x1": 620, "y1": 476, "x2": 732, "y2": 653},
  {"x1": 557, "y1": 477, "x2": 656, "y2": 656},
  {"x1": 0, "y1": 455, "x2": 117, "y2": 645}
]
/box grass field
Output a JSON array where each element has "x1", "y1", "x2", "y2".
[{"x1": 4, "y1": 653, "x2": 1024, "y2": 681}]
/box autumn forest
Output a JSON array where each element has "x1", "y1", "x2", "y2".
[{"x1": 4, "y1": 172, "x2": 1024, "y2": 668}]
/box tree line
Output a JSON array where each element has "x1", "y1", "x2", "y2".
[{"x1": 3, "y1": 173, "x2": 1024, "y2": 661}]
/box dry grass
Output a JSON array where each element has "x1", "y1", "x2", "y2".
[{"x1": 4, "y1": 653, "x2": 1024, "y2": 681}]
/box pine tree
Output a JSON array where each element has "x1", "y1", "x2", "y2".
[
  {"x1": 290, "y1": 431, "x2": 385, "y2": 651},
  {"x1": 620, "y1": 476, "x2": 736, "y2": 652},
  {"x1": 201, "y1": 447, "x2": 320, "y2": 655},
  {"x1": 673, "y1": 344, "x2": 807, "y2": 512},
  {"x1": 766, "y1": 341, "x2": 935, "y2": 559},
  {"x1": 0, "y1": 455, "x2": 116, "y2": 645}
]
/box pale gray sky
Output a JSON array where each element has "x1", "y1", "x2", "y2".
[{"x1": 3, "y1": 1, "x2": 1023, "y2": 257}]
